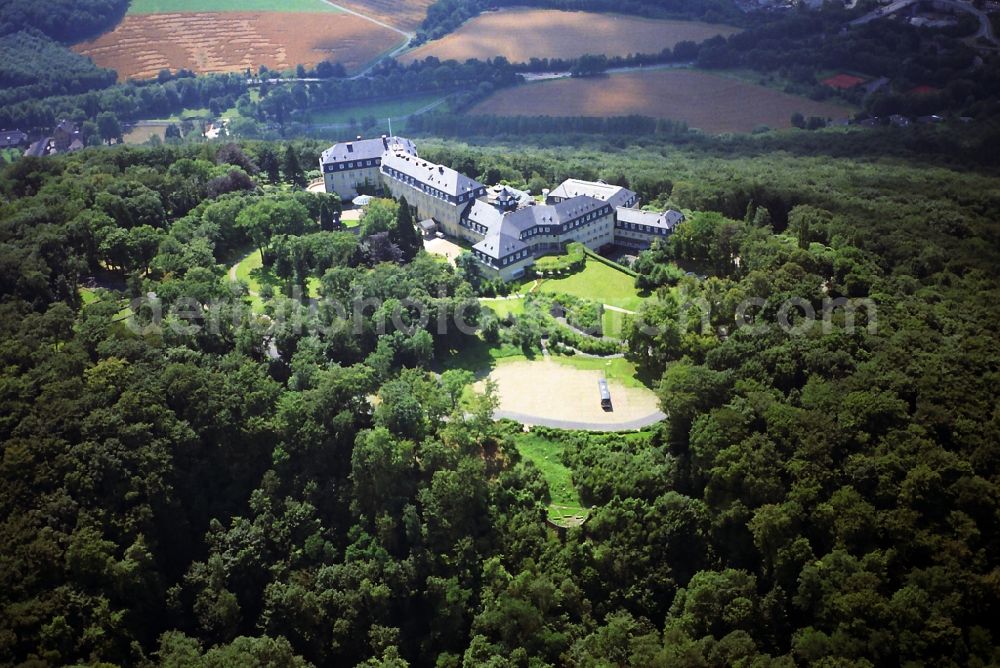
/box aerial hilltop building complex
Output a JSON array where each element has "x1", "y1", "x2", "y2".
[{"x1": 320, "y1": 135, "x2": 684, "y2": 280}]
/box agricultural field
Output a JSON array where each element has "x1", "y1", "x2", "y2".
[
  {"x1": 73, "y1": 1, "x2": 402, "y2": 81},
  {"x1": 333, "y1": 0, "x2": 435, "y2": 32},
  {"x1": 127, "y1": 0, "x2": 340, "y2": 13},
  {"x1": 123, "y1": 123, "x2": 168, "y2": 145},
  {"x1": 469, "y1": 69, "x2": 857, "y2": 134},
  {"x1": 401, "y1": 9, "x2": 740, "y2": 64}
]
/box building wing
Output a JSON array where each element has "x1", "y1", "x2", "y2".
[{"x1": 549, "y1": 178, "x2": 638, "y2": 209}]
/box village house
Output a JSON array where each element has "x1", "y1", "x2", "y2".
[{"x1": 1, "y1": 129, "x2": 28, "y2": 149}]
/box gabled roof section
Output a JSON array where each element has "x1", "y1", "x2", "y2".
[
  {"x1": 616, "y1": 207, "x2": 685, "y2": 231},
  {"x1": 474, "y1": 233, "x2": 527, "y2": 260},
  {"x1": 465, "y1": 199, "x2": 506, "y2": 231},
  {"x1": 382, "y1": 151, "x2": 484, "y2": 198},
  {"x1": 321, "y1": 135, "x2": 416, "y2": 164},
  {"x1": 550, "y1": 178, "x2": 637, "y2": 209}
]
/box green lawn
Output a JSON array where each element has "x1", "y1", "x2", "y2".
[
  {"x1": 601, "y1": 308, "x2": 627, "y2": 339},
  {"x1": 480, "y1": 297, "x2": 524, "y2": 319},
  {"x1": 512, "y1": 432, "x2": 587, "y2": 525},
  {"x1": 233, "y1": 249, "x2": 322, "y2": 311},
  {"x1": 550, "y1": 354, "x2": 653, "y2": 389},
  {"x1": 306, "y1": 94, "x2": 445, "y2": 126},
  {"x1": 437, "y1": 336, "x2": 529, "y2": 374},
  {"x1": 128, "y1": 0, "x2": 339, "y2": 13},
  {"x1": 537, "y1": 258, "x2": 648, "y2": 311},
  {"x1": 79, "y1": 287, "x2": 99, "y2": 305}
]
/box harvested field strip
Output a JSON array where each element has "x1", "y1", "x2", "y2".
[
  {"x1": 73, "y1": 12, "x2": 402, "y2": 81},
  {"x1": 128, "y1": 0, "x2": 339, "y2": 14},
  {"x1": 332, "y1": 0, "x2": 435, "y2": 32},
  {"x1": 469, "y1": 69, "x2": 856, "y2": 134},
  {"x1": 401, "y1": 9, "x2": 740, "y2": 64}
]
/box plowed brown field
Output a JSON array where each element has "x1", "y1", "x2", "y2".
[
  {"x1": 469, "y1": 69, "x2": 855, "y2": 134},
  {"x1": 400, "y1": 9, "x2": 740, "y2": 64},
  {"x1": 73, "y1": 12, "x2": 402, "y2": 81},
  {"x1": 333, "y1": 0, "x2": 435, "y2": 32}
]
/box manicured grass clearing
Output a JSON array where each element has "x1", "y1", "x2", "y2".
[
  {"x1": 602, "y1": 308, "x2": 626, "y2": 339},
  {"x1": 79, "y1": 287, "x2": 99, "y2": 305},
  {"x1": 512, "y1": 433, "x2": 587, "y2": 524},
  {"x1": 128, "y1": 0, "x2": 339, "y2": 14},
  {"x1": 480, "y1": 298, "x2": 525, "y2": 319},
  {"x1": 438, "y1": 336, "x2": 528, "y2": 374},
  {"x1": 537, "y1": 258, "x2": 646, "y2": 311},
  {"x1": 233, "y1": 249, "x2": 320, "y2": 310},
  {"x1": 469, "y1": 69, "x2": 856, "y2": 134},
  {"x1": 401, "y1": 9, "x2": 740, "y2": 64},
  {"x1": 306, "y1": 94, "x2": 445, "y2": 125},
  {"x1": 551, "y1": 354, "x2": 650, "y2": 389}
]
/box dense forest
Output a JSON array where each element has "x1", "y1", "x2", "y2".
[{"x1": 1, "y1": 132, "x2": 998, "y2": 665}]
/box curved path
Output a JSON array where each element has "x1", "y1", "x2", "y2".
[
  {"x1": 494, "y1": 409, "x2": 666, "y2": 432},
  {"x1": 319, "y1": 0, "x2": 416, "y2": 79}
]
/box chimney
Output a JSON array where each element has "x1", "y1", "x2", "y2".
[
  {"x1": 356, "y1": 135, "x2": 362, "y2": 140},
  {"x1": 438, "y1": 166, "x2": 444, "y2": 174},
  {"x1": 382, "y1": 136, "x2": 388, "y2": 149}
]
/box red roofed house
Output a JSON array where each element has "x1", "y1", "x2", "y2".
[{"x1": 822, "y1": 74, "x2": 866, "y2": 90}]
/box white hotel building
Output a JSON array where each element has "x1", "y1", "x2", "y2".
[{"x1": 320, "y1": 136, "x2": 683, "y2": 281}]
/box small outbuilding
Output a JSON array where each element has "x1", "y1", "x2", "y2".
[{"x1": 418, "y1": 219, "x2": 438, "y2": 238}]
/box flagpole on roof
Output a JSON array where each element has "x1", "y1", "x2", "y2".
[{"x1": 388, "y1": 117, "x2": 393, "y2": 137}]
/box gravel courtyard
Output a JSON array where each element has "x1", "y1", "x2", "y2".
[{"x1": 477, "y1": 359, "x2": 662, "y2": 428}]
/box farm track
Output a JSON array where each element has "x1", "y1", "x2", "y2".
[{"x1": 319, "y1": 0, "x2": 411, "y2": 37}]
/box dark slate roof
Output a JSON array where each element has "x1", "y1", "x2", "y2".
[
  {"x1": 549, "y1": 178, "x2": 637, "y2": 209},
  {"x1": 474, "y1": 233, "x2": 527, "y2": 260},
  {"x1": 465, "y1": 199, "x2": 505, "y2": 230},
  {"x1": 494, "y1": 196, "x2": 607, "y2": 235},
  {"x1": 0, "y1": 130, "x2": 27, "y2": 148},
  {"x1": 320, "y1": 135, "x2": 416, "y2": 164},
  {"x1": 616, "y1": 207, "x2": 685, "y2": 230},
  {"x1": 382, "y1": 151, "x2": 484, "y2": 198}
]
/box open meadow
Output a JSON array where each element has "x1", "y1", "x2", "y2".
[
  {"x1": 401, "y1": 9, "x2": 740, "y2": 64},
  {"x1": 469, "y1": 68, "x2": 856, "y2": 133},
  {"x1": 74, "y1": 12, "x2": 401, "y2": 81}
]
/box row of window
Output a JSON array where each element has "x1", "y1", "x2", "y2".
[
  {"x1": 520, "y1": 209, "x2": 611, "y2": 240},
  {"x1": 384, "y1": 166, "x2": 486, "y2": 205},
  {"x1": 615, "y1": 221, "x2": 671, "y2": 235},
  {"x1": 326, "y1": 158, "x2": 380, "y2": 172}
]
